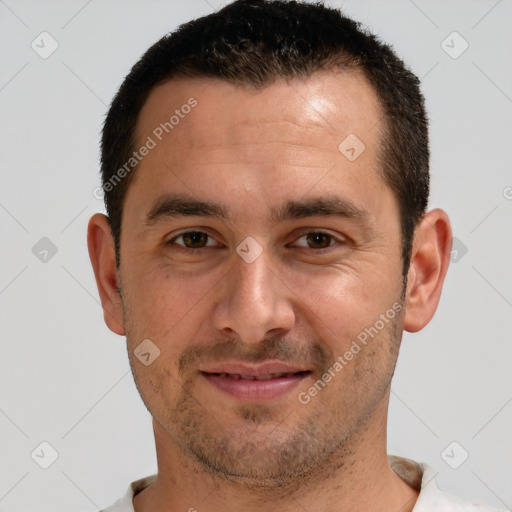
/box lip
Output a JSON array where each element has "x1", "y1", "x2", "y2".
[
  {"x1": 200, "y1": 361, "x2": 308, "y2": 376},
  {"x1": 200, "y1": 361, "x2": 311, "y2": 401}
]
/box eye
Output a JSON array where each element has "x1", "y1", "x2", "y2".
[
  {"x1": 292, "y1": 231, "x2": 341, "y2": 249},
  {"x1": 167, "y1": 231, "x2": 219, "y2": 249}
]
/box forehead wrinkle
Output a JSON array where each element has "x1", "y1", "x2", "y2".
[{"x1": 180, "y1": 121, "x2": 338, "y2": 153}]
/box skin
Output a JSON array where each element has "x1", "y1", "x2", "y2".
[{"x1": 88, "y1": 70, "x2": 452, "y2": 512}]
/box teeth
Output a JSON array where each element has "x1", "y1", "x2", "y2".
[
  {"x1": 216, "y1": 372, "x2": 298, "y2": 380},
  {"x1": 255, "y1": 374, "x2": 274, "y2": 381}
]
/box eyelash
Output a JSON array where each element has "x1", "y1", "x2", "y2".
[{"x1": 166, "y1": 230, "x2": 344, "y2": 252}]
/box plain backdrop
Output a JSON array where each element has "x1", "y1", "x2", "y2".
[{"x1": 0, "y1": 0, "x2": 511, "y2": 510}]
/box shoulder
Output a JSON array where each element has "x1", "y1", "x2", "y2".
[
  {"x1": 100, "y1": 474, "x2": 157, "y2": 512},
  {"x1": 424, "y1": 488, "x2": 508, "y2": 512},
  {"x1": 388, "y1": 455, "x2": 507, "y2": 512}
]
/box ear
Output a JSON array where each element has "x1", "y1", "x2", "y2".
[
  {"x1": 87, "y1": 213, "x2": 126, "y2": 335},
  {"x1": 403, "y1": 208, "x2": 452, "y2": 333}
]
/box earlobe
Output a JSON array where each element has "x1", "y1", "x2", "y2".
[
  {"x1": 403, "y1": 208, "x2": 452, "y2": 333},
  {"x1": 87, "y1": 213, "x2": 126, "y2": 336}
]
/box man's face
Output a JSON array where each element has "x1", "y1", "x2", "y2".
[{"x1": 119, "y1": 71, "x2": 405, "y2": 483}]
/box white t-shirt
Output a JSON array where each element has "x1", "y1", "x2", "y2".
[{"x1": 101, "y1": 455, "x2": 507, "y2": 512}]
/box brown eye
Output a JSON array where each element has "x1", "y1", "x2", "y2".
[
  {"x1": 305, "y1": 232, "x2": 333, "y2": 249},
  {"x1": 170, "y1": 231, "x2": 216, "y2": 249},
  {"x1": 293, "y1": 231, "x2": 338, "y2": 249},
  {"x1": 183, "y1": 232, "x2": 208, "y2": 248}
]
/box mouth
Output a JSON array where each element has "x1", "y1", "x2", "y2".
[
  {"x1": 200, "y1": 362, "x2": 312, "y2": 401},
  {"x1": 207, "y1": 371, "x2": 310, "y2": 381}
]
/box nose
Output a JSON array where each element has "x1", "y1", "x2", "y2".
[{"x1": 212, "y1": 248, "x2": 296, "y2": 344}]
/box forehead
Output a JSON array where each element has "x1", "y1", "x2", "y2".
[{"x1": 135, "y1": 70, "x2": 383, "y2": 162}]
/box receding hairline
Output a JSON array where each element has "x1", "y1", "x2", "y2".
[{"x1": 131, "y1": 65, "x2": 387, "y2": 158}]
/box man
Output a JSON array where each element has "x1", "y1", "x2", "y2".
[{"x1": 87, "y1": 1, "x2": 504, "y2": 511}]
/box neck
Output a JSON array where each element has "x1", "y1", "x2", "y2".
[{"x1": 133, "y1": 390, "x2": 419, "y2": 512}]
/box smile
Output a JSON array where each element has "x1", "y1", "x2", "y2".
[
  {"x1": 200, "y1": 365, "x2": 311, "y2": 401},
  {"x1": 209, "y1": 371, "x2": 308, "y2": 380}
]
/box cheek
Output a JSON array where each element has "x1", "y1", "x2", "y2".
[
  {"x1": 284, "y1": 263, "x2": 401, "y2": 345},
  {"x1": 127, "y1": 265, "x2": 219, "y2": 331},
  {"x1": 122, "y1": 265, "x2": 222, "y2": 380}
]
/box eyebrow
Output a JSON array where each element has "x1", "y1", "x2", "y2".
[
  {"x1": 144, "y1": 193, "x2": 369, "y2": 227},
  {"x1": 145, "y1": 194, "x2": 230, "y2": 226},
  {"x1": 270, "y1": 196, "x2": 369, "y2": 224}
]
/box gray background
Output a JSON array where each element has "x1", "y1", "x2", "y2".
[{"x1": 0, "y1": 0, "x2": 511, "y2": 510}]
